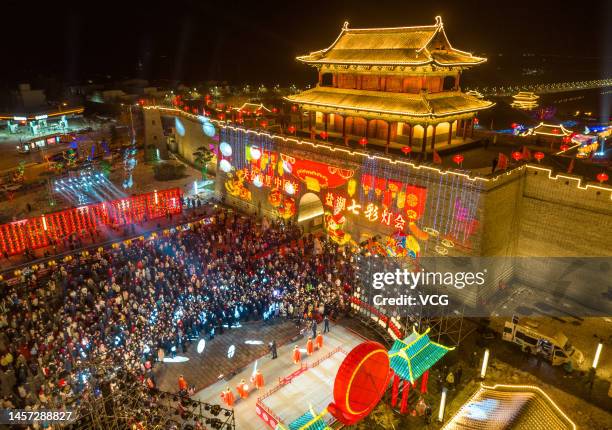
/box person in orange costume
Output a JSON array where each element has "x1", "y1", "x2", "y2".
[
  {"x1": 221, "y1": 387, "x2": 234, "y2": 407},
  {"x1": 306, "y1": 337, "x2": 314, "y2": 355},
  {"x1": 292, "y1": 345, "x2": 301, "y2": 364},
  {"x1": 315, "y1": 332, "x2": 323, "y2": 350},
  {"x1": 254, "y1": 369, "x2": 264, "y2": 389},
  {"x1": 236, "y1": 379, "x2": 249, "y2": 399},
  {"x1": 178, "y1": 375, "x2": 188, "y2": 391}
]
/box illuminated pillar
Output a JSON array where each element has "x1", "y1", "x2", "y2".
[
  {"x1": 309, "y1": 111, "x2": 314, "y2": 139},
  {"x1": 386, "y1": 121, "x2": 391, "y2": 153},
  {"x1": 447, "y1": 121, "x2": 453, "y2": 145},
  {"x1": 420, "y1": 370, "x2": 429, "y2": 394},
  {"x1": 400, "y1": 380, "x2": 410, "y2": 414},
  {"x1": 342, "y1": 116, "x2": 348, "y2": 146},
  {"x1": 430, "y1": 123, "x2": 437, "y2": 152},
  {"x1": 462, "y1": 118, "x2": 467, "y2": 140},
  {"x1": 324, "y1": 113, "x2": 328, "y2": 135},
  {"x1": 408, "y1": 124, "x2": 413, "y2": 148},
  {"x1": 391, "y1": 374, "x2": 400, "y2": 407},
  {"x1": 299, "y1": 108, "x2": 303, "y2": 130},
  {"x1": 421, "y1": 125, "x2": 428, "y2": 160}
]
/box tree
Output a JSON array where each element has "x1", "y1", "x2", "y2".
[{"x1": 192, "y1": 146, "x2": 214, "y2": 179}]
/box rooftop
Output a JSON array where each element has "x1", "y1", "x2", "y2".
[
  {"x1": 296, "y1": 17, "x2": 486, "y2": 68},
  {"x1": 285, "y1": 87, "x2": 493, "y2": 120}
]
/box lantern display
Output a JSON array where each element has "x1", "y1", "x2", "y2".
[
  {"x1": 511, "y1": 151, "x2": 523, "y2": 161},
  {"x1": 287, "y1": 125, "x2": 296, "y2": 134},
  {"x1": 452, "y1": 154, "x2": 464, "y2": 165},
  {"x1": 0, "y1": 188, "x2": 183, "y2": 257},
  {"x1": 260, "y1": 120, "x2": 268, "y2": 128},
  {"x1": 560, "y1": 144, "x2": 569, "y2": 152},
  {"x1": 220, "y1": 142, "x2": 232, "y2": 157},
  {"x1": 359, "y1": 137, "x2": 368, "y2": 146},
  {"x1": 596, "y1": 172, "x2": 609, "y2": 183},
  {"x1": 203, "y1": 121, "x2": 216, "y2": 137},
  {"x1": 250, "y1": 146, "x2": 262, "y2": 161},
  {"x1": 220, "y1": 159, "x2": 232, "y2": 173},
  {"x1": 268, "y1": 190, "x2": 282, "y2": 207},
  {"x1": 401, "y1": 146, "x2": 412, "y2": 155},
  {"x1": 284, "y1": 182, "x2": 295, "y2": 195},
  {"x1": 534, "y1": 152, "x2": 545, "y2": 162}
]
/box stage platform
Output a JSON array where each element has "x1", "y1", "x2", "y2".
[
  {"x1": 193, "y1": 324, "x2": 364, "y2": 430},
  {"x1": 257, "y1": 347, "x2": 347, "y2": 429}
]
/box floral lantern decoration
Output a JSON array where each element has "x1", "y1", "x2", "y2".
[{"x1": 268, "y1": 190, "x2": 282, "y2": 207}]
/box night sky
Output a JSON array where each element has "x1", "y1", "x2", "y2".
[{"x1": 1, "y1": 0, "x2": 609, "y2": 86}]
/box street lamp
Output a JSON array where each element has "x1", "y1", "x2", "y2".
[
  {"x1": 480, "y1": 348, "x2": 490, "y2": 379},
  {"x1": 592, "y1": 343, "x2": 603, "y2": 369},
  {"x1": 437, "y1": 387, "x2": 447, "y2": 422}
]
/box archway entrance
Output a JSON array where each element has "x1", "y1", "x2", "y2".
[{"x1": 298, "y1": 192, "x2": 324, "y2": 232}]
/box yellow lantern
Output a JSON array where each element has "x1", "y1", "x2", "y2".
[
  {"x1": 277, "y1": 160, "x2": 284, "y2": 176},
  {"x1": 397, "y1": 191, "x2": 406, "y2": 209},
  {"x1": 347, "y1": 179, "x2": 357, "y2": 197}
]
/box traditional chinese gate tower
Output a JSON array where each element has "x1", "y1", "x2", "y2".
[{"x1": 287, "y1": 16, "x2": 493, "y2": 158}]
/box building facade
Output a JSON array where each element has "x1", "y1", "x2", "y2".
[{"x1": 286, "y1": 17, "x2": 493, "y2": 158}]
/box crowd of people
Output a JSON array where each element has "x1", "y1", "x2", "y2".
[{"x1": 0, "y1": 206, "x2": 356, "y2": 426}]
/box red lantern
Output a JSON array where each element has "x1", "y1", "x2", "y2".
[
  {"x1": 560, "y1": 144, "x2": 569, "y2": 152},
  {"x1": 237, "y1": 118, "x2": 244, "y2": 124},
  {"x1": 596, "y1": 172, "x2": 609, "y2": 183},
  {"x1": 534, "y1": 151, "x2": 545, "y2": 162},
  {"x1": 562, "y1": 136, "x2": 571, "y2": 143},
  {"x1": 511, "y1": 151, "x2": 523, "y2": 161},
  {"x1": 218, "y1": 113, "x2": 225, "y2": 120},
  {"x1": 552, "y1": 128, "x2": 559, "y2": 134},
  {"x1": 260, "y1": 120, "x2": 268, "y2": 128},
  {"x1": 511, "y1": 123, "x2": 518, "y2": 129},
  {"x1": 192, "y1": 108, "x2": 198, "y2": 114},
  {"x1": 287, "y1": 125, "x2": 296, "y2": 134},
  {"x1": 359, "y1": 137, "x2": 368, "y2": 146},
  {"x1": 272, "y1": 107, "x2": 278, "y2": 113},
  {"x1": 320, "y1": 131, "x2": 328, "y2": 139},
  {"x1": 291, "y1": 105, "x2": 298, "y2": 112},
  {"x1": 452, "y1": 154, "x2": 464, "y2": 165},
  {"x1": 473, "y1": 118, "x2": 479, "y2": 125},
  {"x1": 401, "y1": 146, "x2": 412, "y2": 155}
]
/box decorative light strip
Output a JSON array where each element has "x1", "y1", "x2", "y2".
[{"x1": 283, "y1": 97, "x2": 494, "y2": 118}]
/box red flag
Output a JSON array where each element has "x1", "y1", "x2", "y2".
[
  {"x1": 432, "y1": 150, "x2": 442, "y2": 164},
  {"x1": 522, "y1": 146, "x2": 531, "y2": 161},
  {"x1": 567, "y1": 158, "x2": 575, "y2": 174},
  {"x1": 496, "y1": 153, "x2": 508, "y2": 171}
]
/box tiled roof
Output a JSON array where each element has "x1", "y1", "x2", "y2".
[
  {"x1": 297, "y1": 17, "x2": 485, "y2": 67},
  {"x1": 288, "y1": 410, "x2": 330, "y2": 430},
  {"x1": 388, "y1": 329, "x2": 453, "y2": 383},
  {"x1": 285, "y1": 87, "x2": 493, "y2": 119}
]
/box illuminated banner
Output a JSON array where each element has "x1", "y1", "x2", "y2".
[
  {"x1": 361, "y1": 174, "x2": 427, "y2": 220},
  {"x1": 281, "y1": 154, "x2": 354, "y2": 192}
]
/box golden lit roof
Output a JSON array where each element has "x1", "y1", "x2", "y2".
[
  {"x1": 297, "y1": 17, "x2": 486, "y2": 67},
  {"x1": 285, "y1": 86, "x2": 493, "y2": 120}
]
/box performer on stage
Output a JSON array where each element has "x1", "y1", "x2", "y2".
[
  {"x1": 306, "y1": 337, "x2": 314, "y2": 355},
  {"x1": 221, "y1": 386, "x2": 234, "y2": 407},
  {"x1": 315, "y1": 331, "x2": 323, "y2": 350},
  {"x1": 254, "y1": 369, "x2": 265, "y2": 389},
  {"x1": 292, "y1": 345, "x2": 301, "y2": 364},
  {"x1": 237, "y1": 379, "x2": 249, "y2": 399},
  {"x1": 178, "y1": 375, "x2": 188, "y2": 392}
]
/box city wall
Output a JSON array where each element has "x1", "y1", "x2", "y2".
[{"x1": 145, "y1": 107, "x2": 612, "y2": 311}]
